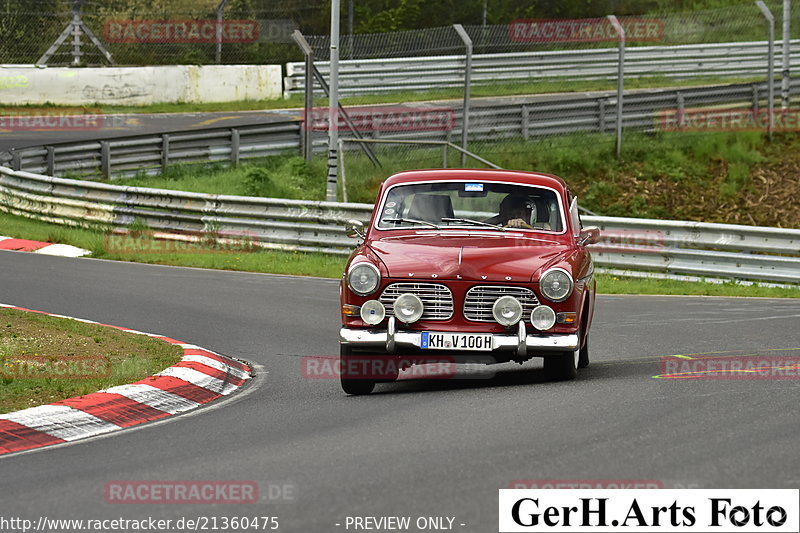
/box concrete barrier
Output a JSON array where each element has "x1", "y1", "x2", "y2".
[{"x1": 0, "y1": 65, "x2": 282, "y2": 105}]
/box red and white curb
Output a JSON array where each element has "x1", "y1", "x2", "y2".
[
  {"x1": 0, "y1": 303, "x2": 252, "y2": 456},
  {"x1": 0, "y1": 236, "x2": 90, "y2": 257}
]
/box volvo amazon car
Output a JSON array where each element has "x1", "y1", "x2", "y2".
[{"x1": 339, "y1": 169, "x2": 599, "y2": 395}]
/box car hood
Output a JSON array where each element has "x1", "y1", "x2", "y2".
[{"x1": 368, "y1": 233, "x2": 571, "y2": 282}]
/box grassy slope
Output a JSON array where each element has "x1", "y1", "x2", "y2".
[
  {"x1": 120, "y1": 131, "x2": 799, "y2": 228},
  {"x1": 0, "y1": 308, "x2": 182, "y2": 414}
]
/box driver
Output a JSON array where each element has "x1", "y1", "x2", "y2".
[{"x1": 499, "y1": 194, "x2": 534, "y2": 228}]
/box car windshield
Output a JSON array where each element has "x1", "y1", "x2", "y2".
[{"x1": 376, "y1": 181, "x2": 564, "y2": 232}]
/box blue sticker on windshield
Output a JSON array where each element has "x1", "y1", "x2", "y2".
[{"x1": 464, "y1": 183, "x2": 484, "y2": 192}]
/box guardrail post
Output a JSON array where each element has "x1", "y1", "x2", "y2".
[
  {"x1": 453, "y1": 24, "x2": 473, "y2": 166},
  {"x1": 10, "y1": 150, "x2": 20, "y2": 171},
  {"x1": 231, "y1": 128, "x2": 240, "y2": 166},
  {"x1": 752, "y1": 84, "x2": 760, "y2": 113},
  {"x1": 598, "y1": 99, "x2": 606, "y2": 133},
  {"x1": 756, "y1": 1, "x2": 775, "y2": 141},
  {"x1": 100, "y1": 141, "x2": 110, "y2": 180},
  {"x1": 46, "y1": 146, "x2": 55, "y2": 176},
  {"x1": 161, "y1": 134, "x2": 170, "y2": 171},
  {"x1": 676, "y1": 93, "x2": 686, "y2": 129},
  {"x1": 521, "y1": 106, "x2": 530, "y2": 140}
]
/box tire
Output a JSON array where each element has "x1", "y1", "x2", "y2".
[
  {"x1": 578, "y1": 333, "x2": 590, "y2": 369},
  {"x1": 544, "y1": 337, "x2": 579, "y2": 381},
  {"x1": 340, "y1": 345, "x2": 376, "y2": 395}
]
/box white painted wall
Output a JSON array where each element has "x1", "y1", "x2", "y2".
[{"x1": 0, "y1": 65, "x2": 282, "y2": 105}]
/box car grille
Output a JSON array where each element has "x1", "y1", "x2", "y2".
[
  {"x1": 380, "y1": 283, "x2": 454, "y2": 321},
  {"x1": 464, "y1": 285, "x2": 540, "y2": 322}
]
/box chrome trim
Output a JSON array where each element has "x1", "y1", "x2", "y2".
[
  {"x1": 347, "y1": 262, "x2": 381, "y2": 296},
  {"x1": 516, "y1": 321, "x2": 527, "y2": 357},
  {"x1": 380, "y1": 282, "x2": 454, "y2": 321},
  {"x1": 386, "y1": 316, "x2": 396, "y2": 352},
  {"x1": 373, "y1": 179, "x2": 567, "y2": 235},
  {"x1": 539, "y1": 267, "x2": 574, "y2": 303},
  {"x1": 464, "y1": 285, "x2": 540, "y2": 322},
  {"x1": 339, "y1": 327, "x2": 578, "y2": 354}
]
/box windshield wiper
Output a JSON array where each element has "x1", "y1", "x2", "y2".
[
  {"x1": 441, "y1": 217, "x2": 506, "y2": 231},
  {"x1": 383, "y1": 217, "x2": 440, "y2": 229}
]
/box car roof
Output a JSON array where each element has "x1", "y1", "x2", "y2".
[{"x1": 382, "y1": 169, "x2": 568, "y2": 191}]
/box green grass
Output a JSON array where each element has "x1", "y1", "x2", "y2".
[
  {"x1": 0, "y1": 307, "x2": 182, "y2": 414},
  {"x1": 0, "y1": 211, "x2": 797, "y2": 299},
  {"x1": 120, "y1": 130, "x2": 777, "y2": 217}
]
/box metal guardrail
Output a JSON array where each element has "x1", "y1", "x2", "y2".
[
  {"x1": 0, "y1": 121, "x2": 302, "y2": 180},
  {"x1": 4, "y1": 79, "x2": 800, "y2": 180},
  {"x1": 285, "y1": 40, "x2": 800, "y2": 97},
  {"x1": 1, "y1": 165, "x2": 797, "y2": 286}
]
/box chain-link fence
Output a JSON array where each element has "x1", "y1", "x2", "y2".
[
  {"x1": 0, "y1": 0, "x2": 326, "y2": 66},
  {"x1": 285, "y1": 0, "x2": 800, "y2": 201}
]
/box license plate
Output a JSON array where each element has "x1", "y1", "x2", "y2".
[{"x1": 420, "y1": 332, "x2": 493, "y2": 351}]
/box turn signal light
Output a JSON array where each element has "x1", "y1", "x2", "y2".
[
  {"x1": 342, "y1": 304, "x2": 361, "y2": 316},
  {"x1": 556, "y1": 312, "x2": 577, "y2": 324}
]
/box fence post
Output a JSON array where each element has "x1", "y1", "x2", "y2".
[
  {"x1": 454, "y1": 24, "x2": 473, "y2": 166},
  {"x1": 756, "y1": 1, "x2": 775, "y2": 140},
  {"x1": 607, "y1": 15, "x2": 625, "y2": 158},
  {"x1": 100, "y1": 141, "x2": 110, "y2": 180},
  {"x1": 338, "y1": 138, "x2": 348, "y2": 202},
  {"x1": 215, "y1": 0, "x2": 228, "y2": 64},
  {"x1": 292, "y1": 31, "x2": 315, "y2": 162},
  {"x1": 326, "y1": 0, "x2": 342, "y2": 202},
  {"x1": 161, "y1": 134, "x2": 170, "y2": 171},
  {"x1": 231, "y1": 128, "x2": 240, "y2": 166},
  {"x1": 46, "y1": 146, "x2": 55, "y2": 176},
  {"x1": 677, "y1": 93, "x2": 686, "y2": 129},
  {"x1": 781, "y1": 0, "x2": 791, "y2": 112},
  {"x1": 10, "y1": 150, "x2": 20, "y2": 171}
]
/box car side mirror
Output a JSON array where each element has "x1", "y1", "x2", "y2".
[
  {"x1": 345, "y1": 219, "x2": 365, "y2": 239},
  {"x1": 578, "y1": 226, "x2": 600, "y2": 246}
]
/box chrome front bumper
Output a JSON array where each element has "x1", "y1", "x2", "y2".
[{"x1": 339, "y1": 318, "x2": 578, "y2": 356}]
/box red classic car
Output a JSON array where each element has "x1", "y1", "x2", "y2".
[{"x1": 339, "y1": 169, "x2": 598, "y2": 395}]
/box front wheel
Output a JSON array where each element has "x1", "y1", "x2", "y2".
[
  {"x1": 578, "y1": 333, "x2": 590, "y2": 369},
  {"x1": 340, "y1": 345, "x2": 375, "y2": 395},
  {"x1": 544, "y1": 333, "x2": 579, "y2": 381}
]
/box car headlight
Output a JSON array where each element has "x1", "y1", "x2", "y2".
[
  {"x1": 492, "y1": 295, "x2": 523, "y2": 326},
  {"x1": 347, "y1": 262, "x2": 380, "y2": 296},
  {"x1": 530, "y1": 305, "x2": 556, "y2": 331},
  {"x1": 394, "y1": 293, "x2": 424, "y2": 324},
  {"x1": 360, "y1": 300, "x2": 386, "y2": 325},
  {"x1": 539, "y1": 268, "x2": 573, "y2": 302}
]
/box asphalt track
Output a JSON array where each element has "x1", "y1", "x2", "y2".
[
  {"x1": 0, "y1": 110, "x2": 295, "y2": 152},
  {"x1": 1, "y1": 250, "x2": 799, "y2": 532},
  {"x1": 0, "y1": 90, "x2": 634, "y2": 152}
]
